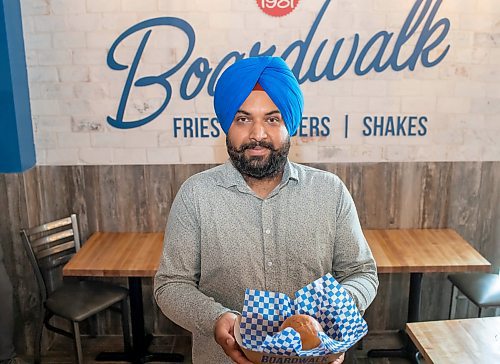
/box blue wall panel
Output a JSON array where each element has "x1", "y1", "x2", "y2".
[{"x1": 0, "y1": 0, "x2": 35, "y2": 173}]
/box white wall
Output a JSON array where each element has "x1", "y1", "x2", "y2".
[{"x1": 20, "y1": 0, "x2": 500, "y2": 165}]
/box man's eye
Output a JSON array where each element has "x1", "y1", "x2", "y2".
[
  {"x1": 236, "y1": 117, "x2": 249, "y2": 123},
  {"x1": 268, "y1": 117, "x2": 280, "y2": 123}
]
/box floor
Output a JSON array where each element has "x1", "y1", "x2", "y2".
[{"x1": 27, "y1": 331, "x2": 413, "y2": 364}]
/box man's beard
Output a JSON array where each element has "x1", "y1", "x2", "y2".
[{"x1": 226, "y1": 137, "x2": 290, "y2": 179}]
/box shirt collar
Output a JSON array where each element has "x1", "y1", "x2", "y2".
[{"x1": 217, "y1": 159, "x2": 299, "y2": 189}]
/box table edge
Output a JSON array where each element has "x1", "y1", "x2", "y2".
[{"x1": 405, "y1": 323, "x2": 433, "y2": 364}]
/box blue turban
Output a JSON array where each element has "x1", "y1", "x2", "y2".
[{"x1": 213, "y1": 56, "x2": 304, "y2": 136}]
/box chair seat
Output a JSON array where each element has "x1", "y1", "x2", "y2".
[
  {"x1": 46, "y1": 281, "x2": 128, "y2": 322},
  {"x1": 448, "y1": 273, "x2": 500, "y2": 307}
]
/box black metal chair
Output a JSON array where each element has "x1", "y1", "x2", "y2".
[
  {"x1": 448, "y1": 268, "x2": 500, "y2": 319},
  {"x1": 21, "y1": 214, "x2": 131, "y2": 364}
]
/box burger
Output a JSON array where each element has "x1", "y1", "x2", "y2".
[{"x1": 279, "y1": 314, "x2": 324, "y2": 350}]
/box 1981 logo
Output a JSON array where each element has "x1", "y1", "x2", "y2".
[{"x1": 256, "y1": 0, "x2": 300, "y2": 17}]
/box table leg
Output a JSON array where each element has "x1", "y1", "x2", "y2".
[
  {"x1": 95, "y1": 277, "x2": 184, "y2": 363},
  {"x1": 367, "y1": 272, "x2": 423, "y2": 364},
  {"x1": 408, "y1": 272, "x2": 422, "y2": 322}
]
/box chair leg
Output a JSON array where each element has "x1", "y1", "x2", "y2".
[
  {"x1": 478, "y1": 307, "x2": 482, "y2": 318},
  {"x1": 34, "y1": 307, "x2": 46, "y2": 364},
  {"x1": 356, "y1": 337, "x2": 364, "y2": 350},
  {"x1": 449, "y1": 284, "x2": 457, "y2": 319},
  {"x1": 120, "y1": 299, "x2": 132, "y2": 352},
  {"x1": 71, "y1": 321, "x2": 84, "y2": 364}
]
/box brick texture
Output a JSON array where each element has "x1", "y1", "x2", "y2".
[{"x1": 19, "y1": 0, "x2": 500, "y2": 164}]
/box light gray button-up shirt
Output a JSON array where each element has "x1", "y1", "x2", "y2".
[{"x1": 154, "y1": 160, "x2": 378, "y2": 363}]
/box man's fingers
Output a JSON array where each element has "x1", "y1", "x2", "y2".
[
  {"x1": 220, "y1": 335, "x2": 252, "y2": 364},
  {"x1": 230, "y1": 349, "x2": 253, "y2": 364},
  {"x1": 222, "y1": 342, "x2": 251, "y2": 364},
  {"x1": 214, "y1": 313, "x2": 253, "y2": 363},
  {"x1": 330, "y1": 353, "x2": 345, "y2": 364},
  {"x1": 214, "y1": 312, "x2": 236, "y2": 345}
]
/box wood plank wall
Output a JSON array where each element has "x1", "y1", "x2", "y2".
[{"x1": 1, "y1": 162, "x2": 498, "y2": 354}]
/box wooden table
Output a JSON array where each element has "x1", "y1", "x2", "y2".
[
  {"x1": 364, "y1": 229, "x2": 491, "y2": 363},
  {"x1": 63, "y1": 232, "x2": 183, "y2": 363},
  {"x1": 406, "y1": 317, "x2": 500, "y2": 363}
]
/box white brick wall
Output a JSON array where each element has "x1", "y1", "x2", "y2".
[
  {"x1": 58, "y1": 65, "x2": 90, "y2": 82},
  {"x1": 27, "y1": 66, "x2": 59, "y2": 82},
  {"x1": 122, "y1": 0, "x2": 158, "y2": 12},
  {"x1": 33, "y1": 82, "x2": 58, "y2": 99},
  {"x1": 79, "y1": 147, "x2": 114, "y2": 164},
  {"x1": 50, "y1": 0, "x2": 86, "y2": 15},
  {"x1": 86, "y1": 0, "x2": 121, "y2": 13},
  {"x1": 34, "y1": 115, "x2": 72, "y2": 132},
  {"x1": 24, "y1": 33, "x2": 52, "y2": 50},
  {"x1": 57, "y1": 132, "x2": 91, "y2": 148},
  {"x1": 90, "y1": 131, "x2": 158, "y2": 148},
  {"x1": 19, "y1": 0, "x2": 500, "y2": 165},
  {"x1": 147, "y1": 147, "x2": 181, "y2": 164},
  {"x1": 37, "y1": 50, "x2": 72, "y2": 65}
]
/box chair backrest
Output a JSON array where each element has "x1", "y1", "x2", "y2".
[{"x1": 20, "y1": 214, "x2": 81, "y2": 302}]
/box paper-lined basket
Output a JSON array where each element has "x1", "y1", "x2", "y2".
[{"x1": 235, "y1": 274, "x2": 368, "y2": 363}]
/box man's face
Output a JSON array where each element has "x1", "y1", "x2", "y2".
[{"x1": 226, "y1": 90, "x2": 290, "y2": 179}]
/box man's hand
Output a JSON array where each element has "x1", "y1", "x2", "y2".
[
  {"x1": 214, "y1": 312, "x2": 344, "y2": 364},
  {"x1": 329, "y1": 353, "x2": 345, "y2": 364},
  {"x1": 214, "y1": 312, "x2": 253, "y2": 364}
]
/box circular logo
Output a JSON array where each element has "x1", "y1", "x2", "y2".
[{"x1": 256, "y1": 0, "x2": 300, "y2": 17}]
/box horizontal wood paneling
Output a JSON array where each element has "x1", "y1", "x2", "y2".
[{"x1": 1, "y1": 162, "x2": 498, "y2": 354}]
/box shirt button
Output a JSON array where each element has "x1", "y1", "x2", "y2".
[
  {"x1": 267, "y1": 261, "x2": 273, "y2": 267},
  {"x1": 265, "y1": 229, "x2": 271, "y2": 234}
]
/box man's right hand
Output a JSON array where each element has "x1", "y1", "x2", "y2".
[{"x1": 214, "y1": 312, "x2": 253, "y2": 364}]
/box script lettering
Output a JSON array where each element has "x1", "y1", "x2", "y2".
[{"x1": 107, "y1": 0, "x2": 450, "y2": 129}]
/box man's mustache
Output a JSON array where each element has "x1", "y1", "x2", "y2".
[{"x1": 238, "y1": 141, "x2": 277, "y2": 152}]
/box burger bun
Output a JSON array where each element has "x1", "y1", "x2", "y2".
[{"x1": 279, "y1": 314, "x2": 323, "y2": 350}]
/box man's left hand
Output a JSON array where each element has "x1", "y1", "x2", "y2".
[{"x1": 329, "y1": 353, "x2": 345, "y2": 364}]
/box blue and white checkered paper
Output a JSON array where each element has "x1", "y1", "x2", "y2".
[{"x1": 239, "y1": 274, "x2": 368, "y2": 356}]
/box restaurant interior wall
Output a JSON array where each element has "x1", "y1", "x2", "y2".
[
  {"x1": 0, "y1": 0, "x2": 499, "y2": 357},
  {"x1": 1, "y1": 161, "x2": 498, "y2": 355}
]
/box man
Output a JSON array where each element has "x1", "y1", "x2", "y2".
[{"x1": 154, "y1": 56, "x2": 378, "y2": 364}]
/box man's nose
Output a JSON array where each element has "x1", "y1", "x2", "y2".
[{"x1": 249, "y1": 121, "x2": 268, "y2": 141}]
